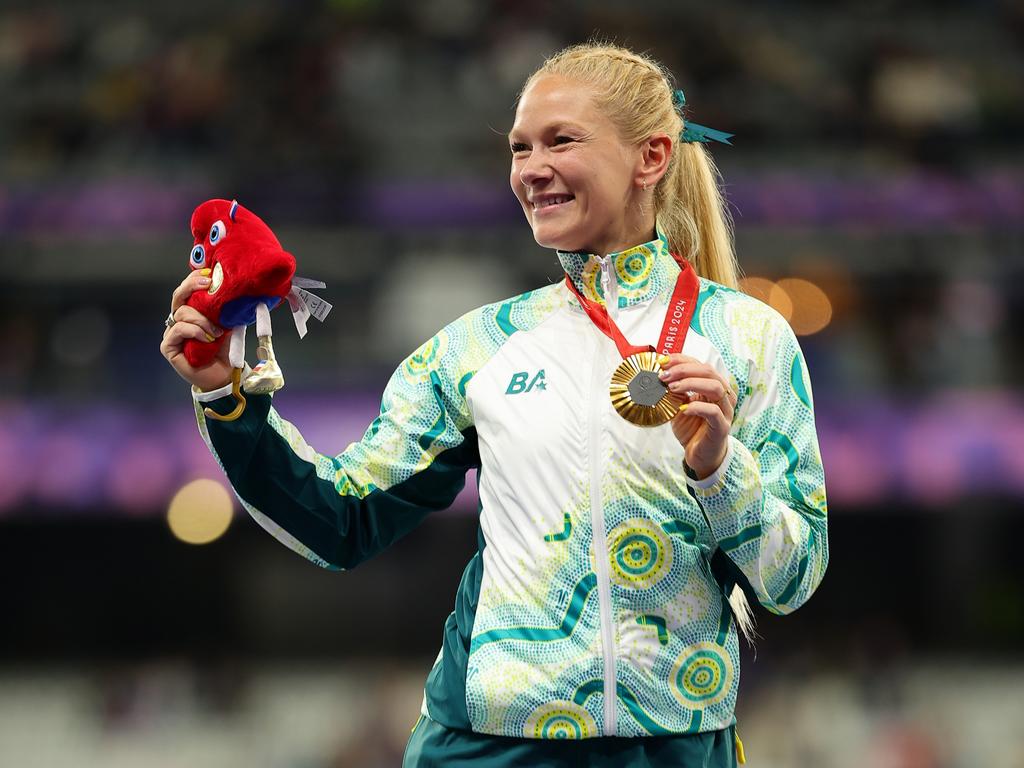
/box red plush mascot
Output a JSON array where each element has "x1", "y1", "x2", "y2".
[{"x1": 184, "y1": 199, "x2": 330, "y2": 421}]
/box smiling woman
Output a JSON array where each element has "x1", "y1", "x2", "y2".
[
  {"x1": 510, "y1": 74, "x2": 648, "y2": 257},
  {"x1": 509, "y1": 44, "x2": 740, "y2": 289},
  {"x1": 161, "y1": 41, "x2": 828, "y2": 768}
]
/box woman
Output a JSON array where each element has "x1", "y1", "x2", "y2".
[{"x1": 161, "y1": 42, "x2": 828, "y2": 768}]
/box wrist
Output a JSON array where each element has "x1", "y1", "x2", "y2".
[
  {"x1": 198, "y1": 378, "x2": 232, "y2": 393},
  {"x1": 685, "y1": 445, "x2": 728, "y2": 481},
  {"x1": 684, "y1": 438, "x2": 739, "y2": 493},
  {"x1": 193, "y1": 365, "x2": 251, "y2": 403}
]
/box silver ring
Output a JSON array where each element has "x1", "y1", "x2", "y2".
[{"x1": 164, "y1": 312, "x2": 175, "y2": 330}]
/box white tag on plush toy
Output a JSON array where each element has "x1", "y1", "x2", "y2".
[
  {"x1": 287, "y1": 286, "x2": 331, "y2": 338},
  {"x1": 295, "y1": 287, "x2": 332, "y2": 322},
  {"x1": 292, "y1": 276, "x2": 327, "y2": 290},
  {"x1": 288, "y1": 288, "x2": 311, "y2": 338}
]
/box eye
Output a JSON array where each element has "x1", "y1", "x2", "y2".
[
  {"x1": 190, "y1": 244, "x2": 206, "y2": 268},
  {"x1": 208, "y1": 220, "x2": 227, "y2": 244},
  {"x1": 510, "y1": 142, "x2": 529, "y2": 154},
  {"x1": 553, "y1": 135, "x2": 574, "y2": 146}
]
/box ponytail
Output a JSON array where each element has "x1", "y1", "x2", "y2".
[{"x1": 659, "y1": 142, "x2": 740, "y2": 288}]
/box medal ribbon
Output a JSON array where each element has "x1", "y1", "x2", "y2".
[{"x1": 564, "y1": 255, "x2": 700, "y2": 359}]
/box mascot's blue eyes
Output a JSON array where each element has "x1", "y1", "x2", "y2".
[
  {"x1": 190, "y1": 244, "x2": 206, "y2": 267},
  {"x1": 209, "y1": 220, "x2": 226, "y2": 244}
]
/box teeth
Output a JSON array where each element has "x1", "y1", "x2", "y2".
[
  {"x1": 533, "y1": 195, "x2": 572, "y2": 210},
  {"x1": 208, "y1": 262, "x2": 224, "y2": 295}
]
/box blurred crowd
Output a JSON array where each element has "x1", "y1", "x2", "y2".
[{"x1": 2, "y1": 0, "x2": 1022, "y2": 186}]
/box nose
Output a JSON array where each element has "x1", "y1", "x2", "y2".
[{"x1": 518, "y1": 149, "x2": 552, "y2": 188}]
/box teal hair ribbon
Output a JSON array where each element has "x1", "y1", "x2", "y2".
[{"x1": 673, "y1": 89, "x2": 734, "y2": 145}]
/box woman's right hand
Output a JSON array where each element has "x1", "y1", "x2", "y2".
[{"x1": 160, "y1": 269, "x2": 232, "y2": 391}]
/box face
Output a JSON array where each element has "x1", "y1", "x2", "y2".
[{"x1": 509, "y1": 75, "x2": 646, "y2": 256}]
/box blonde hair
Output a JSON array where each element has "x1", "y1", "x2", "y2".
[{"x1": 522, "y1": 42, "x2": 740, "y2": 289}]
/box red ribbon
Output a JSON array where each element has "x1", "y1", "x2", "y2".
[{"x1": 564, "y1": 256, "x2": 700, "y2": 360}]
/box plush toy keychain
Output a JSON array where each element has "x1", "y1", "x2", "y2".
[{"x1": 183, "y1": 199, "x2": 331, "y2": 421}]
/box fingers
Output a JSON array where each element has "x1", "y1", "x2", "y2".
[
  {"x1": 670, "y1": 411, "x2": 702, "y2": 444},
  {"x1": 662, "y1": 355, "x2": 733, "y2": 478},
  {"x1": 664, "y1": 376, "x2": 730, "y2": 405},
  {"x1": 658, "y1": 355, "x2": 734, "y2": 414},
  {"x1": 674, "y1": 399, "x2": 731, "y2": 434},
  {"x1": 173, "y1": 304, "x2": 223, "y2": 341},
  {"x1": 160, "y1": 318, "x2": 218, "y2": 360},
  {"x1": 170, "y1": 268, "x2": 213, "y2": 314},
  {"x1": 658, "y1": 355, "x2": 724, "y2": 385}
]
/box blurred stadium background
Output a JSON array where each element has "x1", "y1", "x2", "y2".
[{"x1": 1, "y1": 0, "x2": 1023, "y2": 765}]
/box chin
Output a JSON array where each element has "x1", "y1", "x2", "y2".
[{"x1": 530, "y1": 223, "x2": 582, "y2": 252}]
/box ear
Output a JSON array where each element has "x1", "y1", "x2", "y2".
[{"x1": 637, "y1": 133, "x2": 673, "y2": 188}]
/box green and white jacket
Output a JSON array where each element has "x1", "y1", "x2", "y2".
[{"x1": 193, "y1": 231, "x2": 828, "y2": 740}]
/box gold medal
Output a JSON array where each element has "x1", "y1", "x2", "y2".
[
  {"x1": 563, "y1": 256, "x2": 698, "y2": 428},
  {"x1": 609, "y1": 351, "x2": 683, "y2": 427}
]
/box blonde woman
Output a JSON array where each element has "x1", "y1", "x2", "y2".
[{"x1": 162, "y1": 42, "x2": 828, "y2": 767}]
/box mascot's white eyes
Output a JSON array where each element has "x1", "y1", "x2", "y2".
[
  {"x1": 190, "y1": 244, "x2": 206, "y2": 268},
  {"x1": 209, "y1": 220, "x2": 227, "y2": 244}
]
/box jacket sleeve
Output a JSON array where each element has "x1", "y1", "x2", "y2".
[
  {"x1": 686, "y1": 312, "x2": 828, "y2": 614},
  {"x1": 192, "y1": 330, "x2": 479, "y2": 570}
]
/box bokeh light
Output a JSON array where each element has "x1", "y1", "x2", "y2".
[
  {"x1": 739, "y1": 276, "x2": 793, "y2": 320},
  {"x1": 166, "y1": 478, "x2": 233, "y2": 545},
  {"x1": 776, "y1": 278, "x2": 833, "y2": 336}
]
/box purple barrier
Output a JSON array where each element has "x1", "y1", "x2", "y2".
[
  {"x1": 1, "y1": 391, "x2": 1023, "y2": 518},
  {"x1": 2, "y1": 172, "x2": 1022, "y2": 235}
]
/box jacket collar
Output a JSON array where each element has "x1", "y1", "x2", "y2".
[{"x1": 556, "y1": 225, "x2": 681, "y2": 309}]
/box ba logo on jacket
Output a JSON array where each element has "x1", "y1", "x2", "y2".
[{"x1": 506, "y1": 369, "x2": 547, "y2": 394}]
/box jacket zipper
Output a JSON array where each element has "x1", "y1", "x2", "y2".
[{"x1": 590, "y1": 256, "x2": 618, "y2": 735}]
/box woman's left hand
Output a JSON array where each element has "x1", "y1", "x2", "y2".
[{"x1": 658, "y1": 354, "x2": 736, "y2": 480}]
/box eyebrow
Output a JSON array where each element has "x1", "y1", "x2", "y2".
[{"x1": 507, "y1": 121, "x2": 589, "y2": 141}]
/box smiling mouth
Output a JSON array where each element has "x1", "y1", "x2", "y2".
[
  {"x1": 532, "y1": 195, "x2": 575, "y2": 211},
  {"x1": 208, "y1": 262, "x2": 224, "y2": 295}
]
